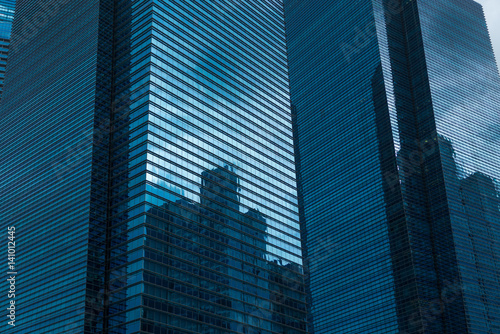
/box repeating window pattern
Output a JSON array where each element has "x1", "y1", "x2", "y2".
[
  {"x1": 0, "y1": 0, "x2": 113, "y2": 333},
  {"x1": 417, "y1": 0, "x2": 500, "y2": 332},
  {"x1": 285, "y1": 0, "x2": 500, "y2": 333},
  {"x1": 0, "y1": 0, "x2": 14, "y2": 99},
  {"x1": 285, "y1": 1, "x2": 400, "y2": 333},
  {"x1": 1, "y1": 0, "x2": 307, "y2": 333},
  {"x1": 106, "y1": 1, "x2": 307, "y2": 333}
]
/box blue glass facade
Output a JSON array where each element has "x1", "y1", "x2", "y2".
[
  {"x1": 0, "y1": 0, "x2": 307, "y2": 333},
  {"x1": 285, "y1": 0, "x2": 500, "y2": 333},
  {"x1": 285, "y1": 1, "x2": 400, "y2": 332},
  {"x1": 0, "y1": 0, "x2": 14, "y2": 98},
  {"x1": 415, "y1": 1, "x2": 500, "y2": 332},
  {"x1": 0, "y1": 0, "x2": 112, "y2": 332},
  {"x1": 105, "y1": 1, "x2": 307, "y2": 332}
]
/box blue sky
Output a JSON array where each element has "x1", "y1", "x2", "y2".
[{"x1": 476, "y1": 0, "x2": 500, "y2": 65}]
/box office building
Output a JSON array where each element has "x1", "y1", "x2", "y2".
[
  {"x1": 0, "y1": 1, "x2": 307, "y2": 333},
  {"x1": 0, "y1": 0, "x2": 14, "y2": 99},
  {"x1": 285, "y1": 0, "x2": 500, "y2": 333}
]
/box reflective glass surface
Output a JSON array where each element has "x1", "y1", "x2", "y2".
[
  {"x1": 107, "y1": 1, "x2": 306, "y2": 333},
  {"x1": 417, "y1": 0, "x2": 500, "y2": 332},
  {"x1": 0, "y1": 0, "x2": 14, "y2": 98},
  {"x1": 1, "y1": 0, "x2": 307, "y2": 333},
  {"x1": 285, "y1": 0, "x2": 500, "y2": 333},
  {"x1": 285, "y1": 1, "x2": 400, "y2": 333},
  {"x1": 0, "y1": 0, "x2": 113, "y2": 332}
]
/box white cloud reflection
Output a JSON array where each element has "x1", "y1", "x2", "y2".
[{"x1": 476, "y1": 0, "x2": 500, "y2": 67}]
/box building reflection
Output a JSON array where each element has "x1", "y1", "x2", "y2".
[
  {"x1": 439, "y1": 137, "x2": 500, "y2": 329},
  {"x1": 142, "y1": 166, "x2": 307, "y2": 333},
  {"x1": 376, "y1": 120, "x2": 500, "y2": 333}
]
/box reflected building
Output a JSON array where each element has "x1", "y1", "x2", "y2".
[
  {"x1": 139, "y1": 166, "x2": 307, "y2": 333},
  {"x1": 438, "y1": 137, "x2": 500, "y2": 332},
  {"x1": 285, "y1": 0, "x2": 500, "y2": 333},
  {"x1": 268, "y1": 261, "x2": 307, "y2": 333},
  {"x1": 0, "y1": 1, "x2": 307, "y2": 333}
]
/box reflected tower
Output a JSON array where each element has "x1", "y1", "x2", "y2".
[
  {"x1": 285, "y1": 0, "x2": 500, "y2": 332},
  {"x1": 142, "y1": 166, "x2": 307, "y2": 333}
]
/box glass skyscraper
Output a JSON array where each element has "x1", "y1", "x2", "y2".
[
  {"x1": 285, "y1": 0, "x2": 500, "y2": 333},
  {"x1": 0, "y1": 1, "x2": 307, "y2": 333},
  {"x1": 0, "y1": 0, "x2": 14, "y2": 99}
]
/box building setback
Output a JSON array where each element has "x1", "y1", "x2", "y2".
[
  {"x1": 0, "y1": 1, "x2": 307, "y2": 333},
  {"x1": 285, "y1": 0, "x2": 500, "y2": 333}
]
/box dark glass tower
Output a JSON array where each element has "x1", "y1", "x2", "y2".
[
  {"x1": 285, "y1": 0, "x2": 500, "y2": 333},
  {"x1": 0, "y1": 1, "x2": 307, "y2": 333},
  {"x1": 0, "y1": 0, "x2": 14, "y2": 99}
]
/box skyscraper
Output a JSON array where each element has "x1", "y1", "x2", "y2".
[
  {"x1": 0, "y1": 0, "x2": 15, "y2": 99},
  {"x1": 285, "y1": 0, "x2": 500, "y2": 333},
  {"x1": 0, "y1": 1, "x2": 307, "y2": 333}
]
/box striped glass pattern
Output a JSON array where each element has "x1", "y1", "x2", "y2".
[
  {"x1": 284, "y1": 0, "x2": 400, "y2": 333},
  {"x1": 285, "y1": 0, "x2": 500, "y2": 333},
  {"x1": 0, "y1": 0, "x2": 15, "y2": 98},
  {"x1": 2, "y1": 0, "x2": 307, "y2": 333},
  {"x1": 0, "y1": 0, "x2": 113, "y2": 333},
  {"x1": 106, "y1": 1, "x2": 307, "y2": 333},
  {"x1": 417, "y1": 0, "x2": 500, "y2": 332}
]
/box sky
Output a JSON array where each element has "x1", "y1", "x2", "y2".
[{"x1": 476, "y1": 0, "x2": 500, "y2": 66}]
